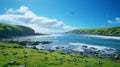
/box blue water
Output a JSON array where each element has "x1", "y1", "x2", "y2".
[{"x1": 19, "y1": 33, "x2": 120, "y2": 52}]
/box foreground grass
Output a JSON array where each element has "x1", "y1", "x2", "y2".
[{"x1": 0, "y1": 42, "x2": 120, "y2": 67}]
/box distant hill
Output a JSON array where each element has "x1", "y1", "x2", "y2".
[
  {"x1": 0, "y1": 23, "x2": 35, "y2": 38},
  {"x1": 68, "y1": 27, "x2": 120, "y2": 36}
]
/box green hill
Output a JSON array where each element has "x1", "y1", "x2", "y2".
[
  {"x1": 0, "y1": 23, "x2": 35, "y2": 38},
  {"x1": 68, "y1": 27, "x2": 120, "y2": 36}
]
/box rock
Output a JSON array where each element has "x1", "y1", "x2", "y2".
[
  {"x1": 23, "y1": 50, "x2": 27, "y2": 54},
  {"x1": 55, "y1": 47, "x2": 59, "y2": 50},
  {"x1": 54, "y1": 55, "x2": 57, "y2": 59},
  {"x1": 82, "y1": 45, "x2": 88, "y2": 48},
  {"x1": 8, "y1": 61, "x2": 16, "y2": 65},
  {"x1": 40, "y1": 41, "x2": 52, "y2": 44},
  {"x1": 13, "y1": 52, "x2": 18, "y2": 55},
  {"x1": 61, "y1": 46, "x2": 65, "y2": 48},
  {"x1": 60, "y1": 56, "x2": 63, "y2": 61},
  {"x1": 90, "y1": 47, "x2": 97, "y2": 50},
  {"x1": 98, "y1": 60, "x2": 102, "y2": 65},
  {"x1": 73, "y1": 57, "x2": 77, "y2": 62}
]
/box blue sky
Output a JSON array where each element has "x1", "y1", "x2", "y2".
[{"x1": 0, "y1": 0, "x2": 120, "y2": 33}]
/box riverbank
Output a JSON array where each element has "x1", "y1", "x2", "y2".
[{"x1": 0, "y1": 42, "x2": 120, "y2": 67}]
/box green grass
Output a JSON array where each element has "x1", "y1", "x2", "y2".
[
  {"x1": 0, "y1": 42, "x2": 120, "y2": 67},
  {"x1": 0, "y1": 23, "x2": 35, "y2": 38},
  {"x1": 68, "y1": 26, "x2": 120, "y2": 36}
]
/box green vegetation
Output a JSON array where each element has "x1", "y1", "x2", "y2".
[
  {"x1": 68, "y1": 27, "x2": 120, "y2": 36},
  {"x1": 0, "y1": 23, "x2": 35, "y2": 38},
  {"x1": 0, "y1": 42, "x2": 120, "y2": 67}
]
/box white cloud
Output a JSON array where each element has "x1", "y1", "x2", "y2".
[
  {"x1": 17, "y1": 5, "x2": 29, "y2": 13},
  {"x1": 108, "y1": 17, "x2": 120, "y2": 24},
  {"x1": 0, "y1": 5, "x2": 72, "y2": 33},
  {"x1": 6, "y1": 8, "x2": 14, "y2": 13}
]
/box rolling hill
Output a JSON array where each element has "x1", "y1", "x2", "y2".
[
  {"x1": 68, "y1": 27, "x2": 120, "y2": 36},
  {"x1": 0, "y1": 23, "x2": 35, "y2": 38}
]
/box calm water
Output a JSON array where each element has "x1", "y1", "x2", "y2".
[{"x1": 16, "y1": 33, "x2": 120, "y2": 53}]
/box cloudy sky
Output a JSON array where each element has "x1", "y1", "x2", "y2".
[{"x1": 0, "y1": 0, "x2": 120, "y2": 33}]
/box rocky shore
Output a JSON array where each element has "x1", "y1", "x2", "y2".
[
  {"x1": 1, "y1": 40, "x2": 52, "y2": 46},
  {"x1": 1, "y1": 38, "x2": 120, "y2": 62}
]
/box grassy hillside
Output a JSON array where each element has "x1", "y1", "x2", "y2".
[
  {"x1": 0, "y1": 23, "x2": 35, "y2": 38},
  {"x1": 68, "y1": 27, "x2": 120, "y2": 36},
  {"x1": 0, "y1": 42, "x2": 120, "y2": 67}
]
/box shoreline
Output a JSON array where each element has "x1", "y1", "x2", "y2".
[
  {"x1": 1, "y1": 35, "x2": 120, "y2": 61},
  {"x1": 67, "y1": 33, "x2": 120, "y2": 37},
  {"x1": 0, "y1": 33, "x2": 49, "y2": 39},
  {"x1": 0, "y1": 34, "x2": 120, "y2": 63}
]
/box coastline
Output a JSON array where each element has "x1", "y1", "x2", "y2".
[
  {"x1": 1, "y1": 39, "x2": 120, "y2": 62},
  {"x1": 67, "y1": 33, "x2": 120, "y2": 37},
  {"x1": 0, "y1": 33, "x2": 120, "y2": 65},
  {"x1": 1, "y1": 33, "x2": 120, "y2": 55}
]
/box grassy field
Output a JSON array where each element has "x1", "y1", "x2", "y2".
[{"x1": 0, "y1": 42, "x2": 120, "y2": 67}]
